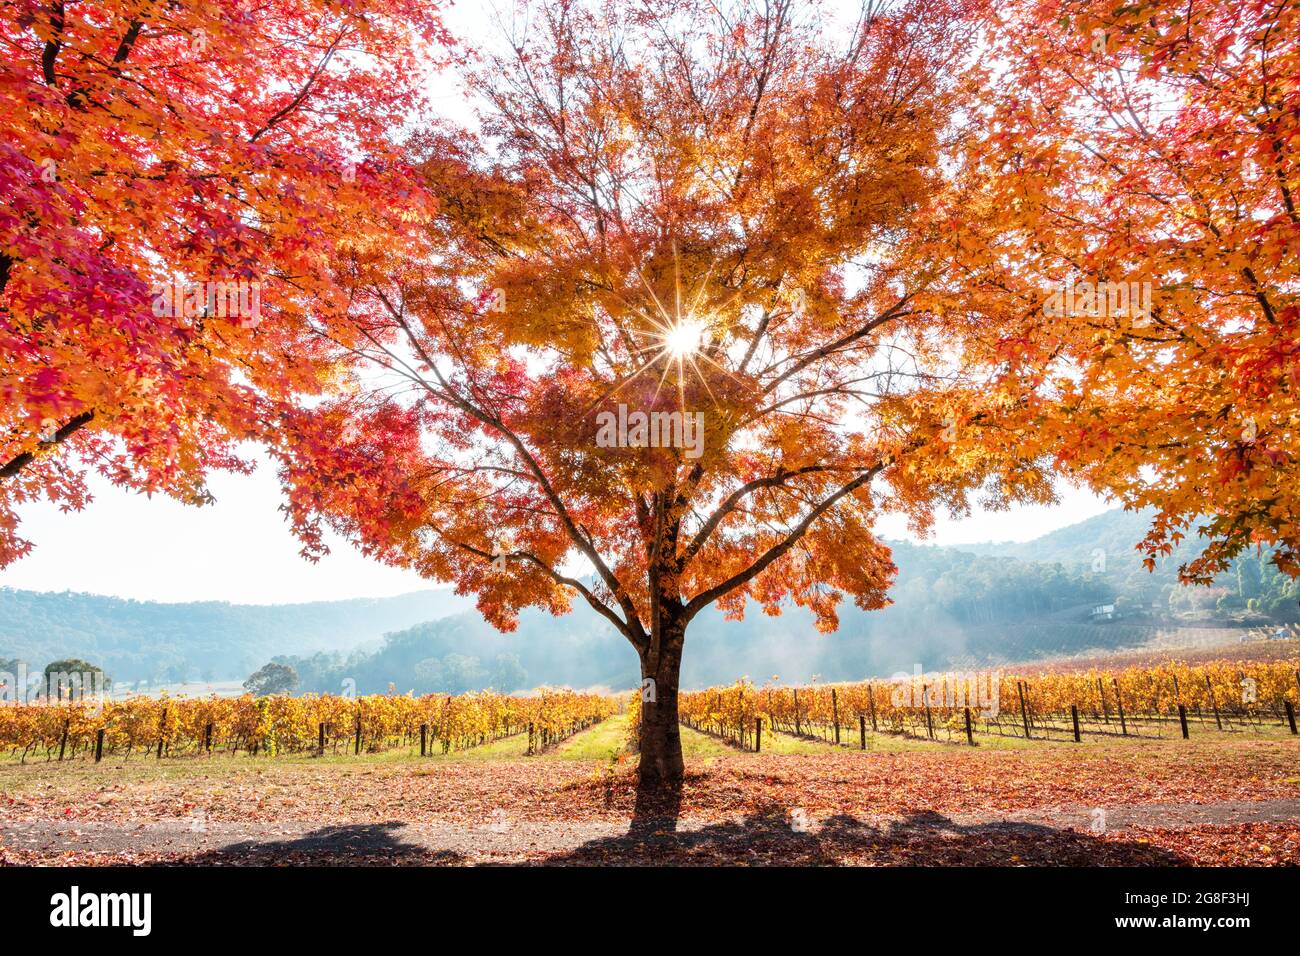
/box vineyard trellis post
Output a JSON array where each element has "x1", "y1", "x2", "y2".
[
  {"x1": 1017, "y1": 682, "x2": 1031, "y2": 740},
  {"x1": 964, "y1": 707, "x2": 974, "y2": 746},
  {"x1": 1206, "y1": 675, "x2": 1222, "y2": 730},
  {"x1": 1113, "y1": 678, "x2": 1128, "y2": 736},
  {"x1": 94, "y1": 728, "x2": 104, "y2": 763},
  {"x1": 1070, "y1": 705, "x2": 1080, "y2": 743},
  {"x1": 755, "y1": 717, "x2": 762, "y2": 753},
  {"x1": 832, "y1": 688, "x2": 840, "y2": 745}
]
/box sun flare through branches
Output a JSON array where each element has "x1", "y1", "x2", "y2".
[{"x1": 663, "y1": 318, "x2": 706, "y2": 359}]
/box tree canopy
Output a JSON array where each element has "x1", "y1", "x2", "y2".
[
  {"x1": 0, "y1": 0, "x2": 451, "y2": 565},
  {"x1": 274, "y1": 0, "x2": 1072, "y2": 779},
  {"x1": 939, "y1": 0, "x2": 1300, "y2": 582}
]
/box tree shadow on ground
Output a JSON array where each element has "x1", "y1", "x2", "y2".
[
  {"x1": 628, "y1": 771, "x2": 685, "y2": 835},
  {"x1": 179, "y1": 822, "x2": 463, "y2": 866},
  {"x1": 544, "y1": 804, "x2": 1189, "y2": 866}
]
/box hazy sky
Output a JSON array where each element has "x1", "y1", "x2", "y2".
[
  {"x1": 3, "y1": 457, "x2": 1112, "y2": 604},
  {"x1": 0, "y1": 2, "x2": 1115, "y2": 604}
]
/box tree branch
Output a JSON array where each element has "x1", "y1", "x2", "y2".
[
  {"x1": 0, "y1": 410, "x2": 95, "y2": 481},
  {"x1": 249, "y1": 32, "x2": 345, "y2": 143},
  {"x1": 433, "y1": 525, "x2": 643, "y2": 650},
  {"x1": 682, "y1": 461, "x2": 885, "y2": 621},
  {"x1": 372, "y1": 296, "x2": 650, "y2": 646},
  {"x1": 761, "y1": 299, "x2": 913, "y2": 394},
  {"x1": 678, "y1": 463, "x2": 852, "y2": 570}
]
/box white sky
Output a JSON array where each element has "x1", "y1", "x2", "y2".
[
  {"x1": 0, "y1": 1, "x2": 1114, "y2": 605},
  {"x1": 2, "y1": 454, "x2": 1111, "y2": 604}
]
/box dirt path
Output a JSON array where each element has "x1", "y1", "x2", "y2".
[{"x1": 5, "y1": 797, "x2": 1298, "y2": 865}]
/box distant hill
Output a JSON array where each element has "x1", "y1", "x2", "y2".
[
  {"x1": 0, "y1": 588, "x2": 472, "y2": 683},
  {"x1": 956, "y1": 508, "x2": 1157, "y2": 569},
  {"x1": 3, "y1": 508, "x2": 1296, "y2": 690}
]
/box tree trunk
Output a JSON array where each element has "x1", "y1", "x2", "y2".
[{"x1": 637, "y1": 618, "x2": 685, "y2": 786}]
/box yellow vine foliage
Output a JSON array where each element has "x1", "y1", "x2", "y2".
[
  {"x1": 0, "y1": 689, "x2": 615, "y2": 759},
  {"x1": 669, "y1": 658, "x2": 1300, "y2": 743}
]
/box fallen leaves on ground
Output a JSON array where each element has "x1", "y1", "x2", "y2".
[
  {"x1": 3, "y1": 819, "x2": 1296, "y2": 867},
  {"x1": 2, "y1": 742, "x2": 1297, "y2": 826}
]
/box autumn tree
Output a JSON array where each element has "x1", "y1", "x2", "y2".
[
  {"x1": 280, "y1": 0, "x2": 1053, "y2": 783},
  {"x1": 940, "y1": 0, "x2": 1300, "y2": 584},
  {"x1": 0, "y1": 0, "x2": 451, "y2": 566}
]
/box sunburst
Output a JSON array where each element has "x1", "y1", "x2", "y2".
[
  {"x1": 663, "y1": 318, "x2": 707, "y2": 359},
  {"x1": 581, "y1": 245, "x2": 746, "y2": 419}
]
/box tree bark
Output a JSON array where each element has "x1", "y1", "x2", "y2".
[
  {"x1": 631, "y1": 607, "x2": 686, "y2": 832},
  {"x1": 637, "y1": 612, "x2": 685, "y2": 785}
]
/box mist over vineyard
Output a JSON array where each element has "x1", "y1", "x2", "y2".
[{"x1": 5, "y1": 509, "x2": 1294, "y2": 692}]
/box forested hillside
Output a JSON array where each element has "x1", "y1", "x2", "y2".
[
  {"x1": 961, "y1": 508, "x2": 1300, "y2": 620},
  {"x1": 4, "y1": 509, "x2": 1295, "y2": 690}
]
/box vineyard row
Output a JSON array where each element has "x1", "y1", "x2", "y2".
[
  {"x1": 0, "y1": 689, "x2": 617, "y2": 763},
  {"x1": 639, "y1": 658, "x2": 1300, "y2": 751}
]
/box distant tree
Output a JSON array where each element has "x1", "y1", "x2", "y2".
[
  {"x1": 281, "y1": 651, "x2": 347, "y2": 695},
  {"x1": 43, "y1": 658, "x2": 107, "y2": 697},
  {"x1": 43, "y1": 657, "x2": 100, "y2": 674},
  {"x1": 243, "y1": 663, "x2": 299, "y2": 697},
  {"x1": 1265, "y1": 591, "x2": 1300, "y2": 624},
  {"x1": 161, "y1": 661, "x2": 190, "y2": 685},
  {"x1": 1216, "y1": 593, "x2": 1244, "y2": 613},
  {"x1": 439, "y1": 655, "x2": 484, "y2": 695},
  {"x1": 489, "y1": 653, "x2": 527, "y2": 693},
  {"x1": 413, "y1": 657, "x2": 443, "y2": 692},
  {"x1": 1237, "y1": 561, "x2": 1262, "y2": 602}
]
